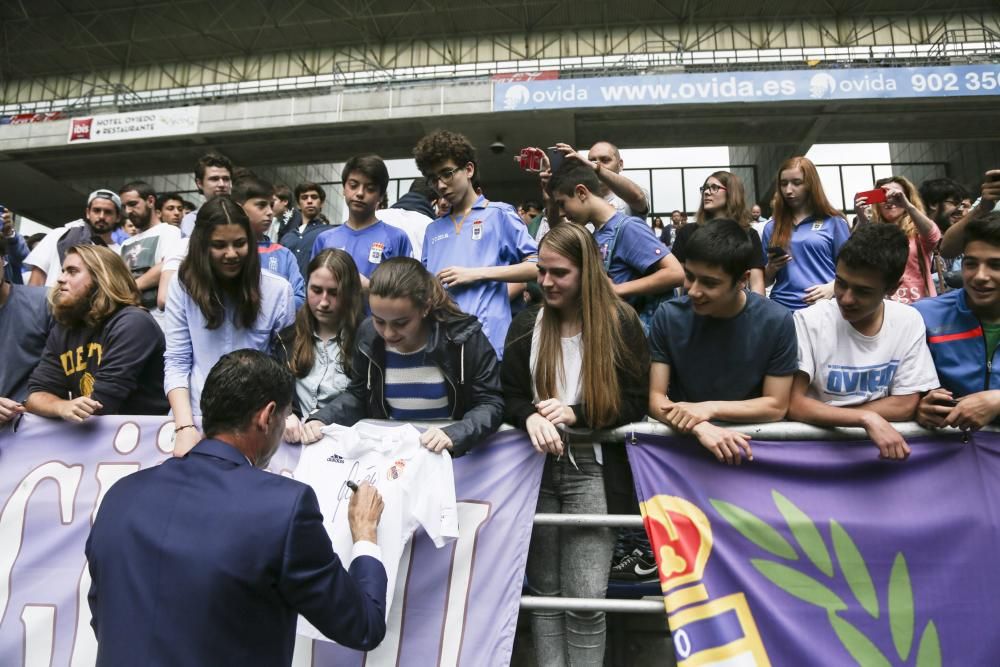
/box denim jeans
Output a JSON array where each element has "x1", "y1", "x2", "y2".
[{"x1": 526, "y1": 448, "x2": 615, "y2": 667}]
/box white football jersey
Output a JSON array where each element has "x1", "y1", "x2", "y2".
[{"x1": 293, "y1": 422, "x2": 459, "y2": 641}]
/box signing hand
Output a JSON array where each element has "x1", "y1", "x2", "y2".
[
  {"x1": 420, "y1": 427, "x2": 454, "y2": 453},
  {"x1": 536, "y1": 398, "x2": 577, "y2": 427},
  {"x1": 348, "y1": 481, "x2": 384, "y2": 544},
  {"x1": 58, "y1": 396, "x2": 103, "y2": 423},
  {"x1": 525, "y1": 413, "x2": 564, "y2": 455},
  {"x1": 692, "y1": 422, "x2": 753, "y2": 465},
  {"x1": 860, "y1": 412, "x2": 910, "y2": 460},
  {"x1": 804, "y1": 281, "x2": 835, "y2": 304},
  {"x1": 916, "y1": 388, "x2": 954, "y2": 429},
  {"x1": 437, "y1": 266, "x2": 481, "y2": 289}
]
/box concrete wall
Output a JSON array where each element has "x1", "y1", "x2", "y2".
[{"x1": 890, "y1": 140, "x2": 1000, "y2": 191}]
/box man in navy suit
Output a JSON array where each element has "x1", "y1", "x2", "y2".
[{"x1": 86, "y1": 349, "x2": 388, "y2": 666}]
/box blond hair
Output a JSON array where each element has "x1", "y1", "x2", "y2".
[
  {"x1": 535, "y1": 223, "x2": 640, "y2": 429},
  {"x1": 51, "y1": 245, "x2": 140, "y2": 328},
  {"x1": 871, "y1": 175, "x2": 926, "y2": 238}
]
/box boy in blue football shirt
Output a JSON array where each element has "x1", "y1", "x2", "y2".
[
  {"x1": 546, "y1": 161, "x2": 682, "y2": 306},
  {"x1": 414, "y1": 130, "x2": 538, "y2": 357},
  {"x1": 312, "y1": 155, "x2": 413, "y2": 290},
  {"x1": 232, "y1": 174, "x2": 305, "y2": 309}
]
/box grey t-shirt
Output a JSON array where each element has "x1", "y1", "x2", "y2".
[
  {"x1": 648, "y1": 292, "x2": 797, "y2": 402},
  {"x1": 0, "y1": 284, "x2": 52, "y2": 401}
]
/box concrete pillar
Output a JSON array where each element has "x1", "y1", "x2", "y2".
[{"x1": 729, "y1": 143, "x2": 802, "y2": 214}]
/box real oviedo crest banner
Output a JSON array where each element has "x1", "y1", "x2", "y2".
[
  {"x1": 0, "y1": 417, "x2": 543, "y2": 667},
  {"x1": 627, "y1": 432, "x2": 1000, "y2": 666}
]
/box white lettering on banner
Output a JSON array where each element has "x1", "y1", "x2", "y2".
[
  {"x1": 290, "y1": 501, "x2": 493, "y2": 666},
  {"x1": 71, "y1": 463, "x2": 139, "y2": 667},
  {"x1": 22, "y1": 605, "x2": 56, "y2": 667},
  {"x1": 440, "y1": 502, "x2": 491, "y2": 667},
  {"x1": 0, "y1": 463, "x2": 83, "y2": 624}
]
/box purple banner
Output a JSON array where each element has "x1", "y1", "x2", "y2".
[
  {"x1": 0, "y1": 416, "x2": 543, "y2": 667},
  {"x1": 627, "y1": 432, "x2": 1000, "y2": 666}
]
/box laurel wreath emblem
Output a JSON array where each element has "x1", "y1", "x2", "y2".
[{"x1": 710, "y1": 490, "x2": 941, "y2": 667}]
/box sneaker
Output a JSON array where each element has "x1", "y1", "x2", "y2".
[{"x1": 610, "y1": 549, "x2": 659, "y2": 582}]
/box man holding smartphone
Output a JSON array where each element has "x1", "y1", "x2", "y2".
[{"x1": 916, "y1": 210, "x2": 1000, "y2": 431}]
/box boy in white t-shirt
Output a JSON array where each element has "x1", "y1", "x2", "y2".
[{"x1": 789, "y1": 223, "x2": 939, "y2": 460}]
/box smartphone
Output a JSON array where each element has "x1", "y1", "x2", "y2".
[
  {"x1": 767, "y1": 246, "x2": 787, "y2": 258},
  {"x1": 517, "y1": 148, "x2": 543, "y2": 171},
  {"x1": 545, "y1": 147, "x2": 565, "y2": 173},
  {"x1": 855, "y1": 188, "x2": 887, "y2": 204}
]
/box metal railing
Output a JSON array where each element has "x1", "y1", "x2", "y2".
[{"x1": 510, "y1": 419, "x2": 967, "y2": 616}]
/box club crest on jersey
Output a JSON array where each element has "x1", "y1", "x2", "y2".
[
  {"x1": 471, "y1": 220, "x2": 483, "y2": 240},
  {"x1": 368, "y1": 242, "x2": 385, "y2": 264},
  {"x1": 387, "y1": 458, "x2": 407, "y2": 480}
]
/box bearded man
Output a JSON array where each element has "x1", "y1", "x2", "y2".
[{"x1": 24, "y1": 245, "x2": 168, "y2": 420}]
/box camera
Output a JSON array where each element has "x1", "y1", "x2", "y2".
[{"x1": 489, "y1": 140, "x2": 506, "y2": 155}]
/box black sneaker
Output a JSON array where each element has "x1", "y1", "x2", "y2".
[{"x1": 609, "y1": 549, "x2": 658, "y2": 582}]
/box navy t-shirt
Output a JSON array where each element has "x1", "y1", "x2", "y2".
[{"x1": 648, "y1": 292, "x2": 798, "y2": 402}]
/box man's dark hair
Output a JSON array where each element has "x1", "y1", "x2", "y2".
[
  {"x1": 671, "y1": 209, "x2": 682, "y2": 216},
  {"x1": 342, "y1": 154, "x2": 390, "y2": 196},
  {"x1": 119, "y1": 181, "x2": 156, "y2": 201},
  {"x1": 201, "y1": 349, "x2": 294, "y2": 437},
  {"x1": 547, "y1": 161, "x2": 601, "y2": 198},
  {"x1": 520, "y1": 200, "x2": 542, "y2": 212},
  {"x1": 194, "y1": 152, "x2": 233, "y2": 182},
  {"x1": 406, "y1": 177, "x2": 436, "y2": 201},
  {"x1": 232, "y1": 174, "x2": 275, "y2": 204},
  {"x1": 837, "y1": 223, "x2": 909, "y2": 291},
  {"x1": 413, "y1": 130, "x2": 478, "y2": 184},
  {"x1": 685, "y1": 219, "x2": 755, "y2": 282},
  {"x1": 274, "y1": 183, "x2": 292, "y2": 203},
  {"x1": 918, "y1": 177, "x2": 967, "y2": 208},
  {"x1": 294, "y1": 181, "x2": 327, "y2": 203},
  {"x1": 182, "y1": 200, "x2": 197, "y2": 212},
  {"x1": 156, "y1": 192, "x2": 183, "y2": 210},
  {"x1": 964, "y1": 211, "x2": 1000, "y2": 249},
  {"x1": 26, "y1": 232, "x2": 46, "y2": 250}
]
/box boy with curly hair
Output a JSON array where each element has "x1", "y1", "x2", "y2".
[{"x1": 413, "y1": 130, "x2": 537, "y2": 357}]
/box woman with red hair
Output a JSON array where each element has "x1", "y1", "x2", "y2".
[{"x1": 761, "y1": 156, "x2": 851, "y2": 310}]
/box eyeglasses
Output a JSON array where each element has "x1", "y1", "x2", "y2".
[
  {"x1": 425, "y1": 164, "x2": 468, "y2": 188},
  {"x1": 700, "y1": 184, "x2": 727, "y2": 194}
]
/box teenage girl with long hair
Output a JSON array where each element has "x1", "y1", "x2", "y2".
[
  {"x1": 501, "y1": 222, "x2": 650, "y2": 667},
  {"x1": 305, "y1": 256, "x2": 503, "y2": 455},
  {"x1": 762, "y1": 156, "x2": 851, "y2": 310},
  {"x1": 671, "y1": 170, "x2": 765, "y2": 295},
  {"x1": 856, "y1": 175, "x2": 940, "y2": 304},
  {"x1": 277, "y1": 249, "x2": 363, "y2": 442},
  {"x1": 163, "y1": 196, "x2": 295, "y2": 456}
]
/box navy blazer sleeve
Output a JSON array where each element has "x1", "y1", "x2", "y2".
[{"x1": 278, "y1": 485, "x2": 388, "y2": 651}]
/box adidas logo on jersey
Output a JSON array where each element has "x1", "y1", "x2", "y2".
[{"x1": 326, "y1": 454, "x2": 345, "y2": 463}]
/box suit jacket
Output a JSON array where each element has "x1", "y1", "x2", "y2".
[{"x1": 86, "y1": 438, "x2": 387, "y2": 666}]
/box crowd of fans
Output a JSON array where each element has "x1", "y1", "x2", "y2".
[{"x1": 2, "y1": 128, "x2": 999, "y2": 665}]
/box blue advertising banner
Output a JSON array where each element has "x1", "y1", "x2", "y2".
[
  {"x1": 494, "y1": 64, "x2": 1000, "y2": 111},
  {"x1": 0, "y1": 417, "x2": 543, "y2": 667},
  {"x1": 626, "y1": 431, "x2": 1000, "y2": 666}
]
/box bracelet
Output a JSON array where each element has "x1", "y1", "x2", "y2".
[{"x1": 174, "y1": 424, "x2": 196, "y2": 433}]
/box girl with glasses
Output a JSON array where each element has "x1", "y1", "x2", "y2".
[{"x1": 671, "y1": 171, "x2": 766, "y2": 295}]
